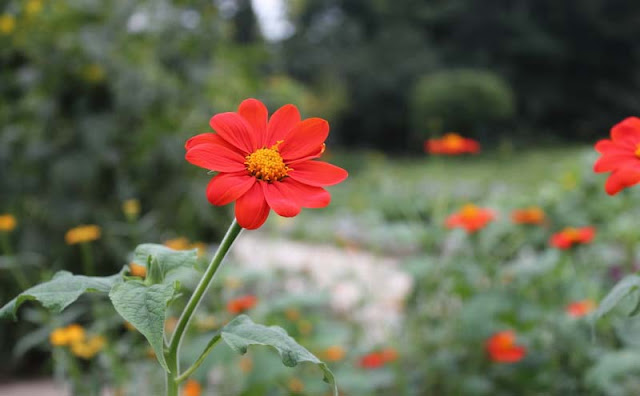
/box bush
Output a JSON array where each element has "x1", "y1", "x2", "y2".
[{"x1": 411, "y1": 69, "x2": 516, "y2": 138}]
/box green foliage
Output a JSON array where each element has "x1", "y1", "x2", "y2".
[
  {"x1": 0, "y1": 271, "x2": 120, "y2": 320},
  {"x1": 109, "y1": 281, "x2": 178, "y2": 372},
  {"x1": 220, "y1": 315, "x2": 337, "y2": 395},
  {"x1": 411, "y1": 69, "x2": 515, "y2": 137},
  {"x1": 594, "y1": 275, "x2": 640, "y2": 320}
]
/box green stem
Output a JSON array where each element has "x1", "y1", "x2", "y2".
[
  {"x1": 176, "y1": 334, "x2": 221, "y2": 383},
  {"x1": 165, "y1": 219, "x2": 243, "y2": 394},
  {"x1": 80, "y1": 242, "x2": 94, "y2": 276},
  {"x1": 1, "y1": 232, "x2": 29, "y2": 290}
]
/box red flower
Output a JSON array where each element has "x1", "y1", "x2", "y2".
[
  {"x1": 511, "y1": 207, "x2": 546, "y2": 225},
  {"x1": 445, "y1": 204, "x2": 496, "y2": 233},
  {"x1": 486, "y1": 331, "x2": 526, "y2": 363},
  {"x1": 227, "y1": 295, "x2": 258, "y2": 314},
  {"x1": 358, "y1": 348, "x2": 398, "y2": 369},
  {"x1": 425, "y1": 133, "x2": 480, "y2": 155},
  {"x1": 566, "y1": 300, "x2": 596, "y2": 318},
  {"x1": 185, "y1": 99, "x2": 348, "y2": 229},
  {"x1": 594, "y1": 117, "x2": 640, "y2": 195},
  {"x1": 549, "y1": 227, "x2": 595, "y2": 249}
]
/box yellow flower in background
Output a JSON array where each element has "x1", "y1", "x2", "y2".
[
  {"x1": 190, "y1": 242, "x2": 207, "y2": 257},
  {"x1": 224, "y1": 276, "x2": 242, "y2": 290},
  {"x1": 0, "y1": 214, "x2": 17, "y2": 231},
  {"x1": 164, "y1": 237, "x2": 207, "y2": 256},
  {"x1": 0, "y1": 14, "x2": 16, "y2": 35},
  {"x1": 194, "y1": 315, "x2": 217, "y2": 332},
  {"x1": 285, "y1": 308, "x2": 301, "y2": 321},
  {"x1": 49, "y1": 324, "x2": 86, "y2": 347},
  {"x1": 65, "y1": 225, "x2": 101, "y2": 245},
  {"x1": 324, "y1": 345, "x2": 346, "y2": 362},
  {"x1": 164, "y1": 237, "x2": 191, "y2": 250},
  {"x1": 122, "y1": 199, "x2": 141, "y2": 219},
  {"x1": 49, "y1": 328, "x2": 70, "y2": 346},
  {"x1": 287, "y1": 378, "x2": 305, "y2": 393},
  {"x1": 82, "y1": 63, "x2": 105, "y2": 83},
  {"x1": 25, "y1": 0, "x2": 43, "y2": 16},
  {"x1": 124, "y1": 321, "x2": 137, "y2": 332},
  {"x1": 70, "y1": 335, "x2": 105, "y2": 359},
  {"x1": 238, "y1": 356, "x2": 253, "y2": 373},
  {"x1": 129, "y1": 262, "x2": 147, "y2": 278},
  {"x1": 181, "y1": 379, "x2": 202, "y2": 396}
]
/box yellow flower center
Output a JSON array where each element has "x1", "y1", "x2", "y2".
[
  {"x1": 460, "y1": 204, "x2": 479, "y2": 219},
  {"x1": 245, "y1": 142, "x2": 290, "y2": 182},
  {"x1": 635, "y1": 144, "x2": 640, "y2": 158},
  {"x1": 563, "y1": 227, "x2": 581, "y2": 241},
  {"x1": 442, "y1": 133, "x2": 464, "y2": 149}
]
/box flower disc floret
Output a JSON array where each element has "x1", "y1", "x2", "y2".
[{"x1": 245, "y1": 144, "x2": 291, "y2": 182}]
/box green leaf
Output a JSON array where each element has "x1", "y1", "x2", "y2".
[
  {"x1": 109, "y1": 280, "x2": 177, "y2": 372},
  {"x1": 594, "y1": 275, "x2": 640, "y2": 320},
  {"x1": 220, "y1": 315, "x2": 338, "y2": 396},
  {"x1": 0, "y1": 271, "x2": 120, "y2": 320},
  {"x1": 131, "y1": 244, "x2": 197, "y2": 283}
]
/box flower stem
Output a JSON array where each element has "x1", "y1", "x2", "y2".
[{"x1": 165, "y1": 219, "x2": 243, "y2": 394}]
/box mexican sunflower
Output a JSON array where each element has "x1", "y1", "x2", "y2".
[
  {"x1": 486, "y1": 331, "x2": 526, "y2": 363},
  {"x1": 511, "y1": 207, "x2": 546, "y2": 225},
  {"x1": 445, "y1": 204, "x2": 495, "y2": 233},
  {"x1": 549, "y1": 227, "x2": 595, "y2": 249},
  {"x1": 358, "y1": 348, "x2": 398, "y2": 369},
  {"x1": 227, "y1": 295, "x2": 258, "y2": 314},
  {"x1": 594, "y1": 117, "x2": 640, "y2": 195},
  {"x1": 185, "y1": 99, "x2": 348, "y2": 229},
  {"x1": 425, "y1": 133, "x2": 480, "y2": 155},
  {"x1": 566, "y1": 300, "x2": 596, "y2": 318}
]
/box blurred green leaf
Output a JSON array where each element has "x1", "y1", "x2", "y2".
[
  {"x1": 131, "y1": 244, "x2": 198, "y2": 284},
  {"x1": 594, "y1": 275, "x2": 640, "y2": 320},
  {"x1": 220, "y1": 315, "x2": 338, "y2": 396},
  {"x1": 0, "y1": 271, "x2": 120, "y2": 320}
]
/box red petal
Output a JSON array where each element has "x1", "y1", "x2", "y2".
[
  {"x1": 593, "y1": 154, "x2": 638, "y2": 172},
  {"x1": 279, "y1": 118, "x2": 329, "y2": 161},
  {"x1": 266, "y1": 104, "x2": 300, "y2": 147},
  {"x1": 235, "y1": 182, "x2": 270, "y2": 229},
  {"x1": 611, "y1": 117, "x2": 640, "y2": 147},
  {"x1": 185, "y1": 144, "x2": 247, "y2": 172},
  {"x1": 550, "y1": 233, "x2": 571, "y2": 249},
  {"x1": 262, "y1": 182, "x2": 301, "y2": 217},
  {"x1": 206, "y1": 173, "x2": 255, "y2": 206},
  {"x1": 289, "y1": 161, "x2": 348, "y2": 187},
  {"x1": 594, "y1": 139, "x2": 628, "y2": 154},
  {"x1": 282, "y1": 179, "x2": 331, "y2": 208},
  {"x1": 579, "y1": 227, "x2": 596, "y2": 243},
  {"x1": 209, "y1": 112, "x2": 258, "y2": 154},
  {"x1": 605, "y1": 168, "x2": 640, "y2": 195},
  {"x1": 185, "y1": 133, "x2": 241, "y2": 153},
  {"x1": 238, "y1": 99, "x2": 268, "y2": 147}
]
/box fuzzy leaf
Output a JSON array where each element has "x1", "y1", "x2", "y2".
[
  {"x1": 595, "y1": 275, "x2": 640, "y2": 320},
  {"x1": 0, "y1": 271, "x2": 120, "y2": 320},
  {"x1": 131, "y1": 244, "x2": 197, "y2": 283},
  {"x1": 109, "y1": 281, "x2": 177, "y2": 372},
  {"x1": 221, "y1": 315, "x2": 337, "y2": 395}
]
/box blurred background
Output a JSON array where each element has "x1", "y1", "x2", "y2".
[{"x1": 3, "y1": 0, "x2": 640, "y2": 395}]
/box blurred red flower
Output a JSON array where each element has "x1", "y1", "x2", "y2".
[
  {"x1": 358, "y1": 348, "x2": 398, "y2": 369},
  {"x1": 185, "y1": 98, "x2": 348, "y2": 229},
  {"x1": 486, "y1": 331, "x2": 526, "y2": 363},
  {"x1": 445, "y1": 204, "x2": 496, "y2": 233},
  {"x1": 549, "y1": 227, "x2": 595, "y2": 249},
  {"x1": 425, "y1": 133, "x2": 480, "y2": 155},
  {"x1": 511, "y1": 207, "x2": 546, "y2": 225},
  {"x1": 594, "y1": 117, "x2": 640, "y2": 195},
  {"x1": 227, "y1": 295, "x2": 258, "y2": 314},
  {"x1": 566, "y1": 300, "x2": 596, "y2": 318}
]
